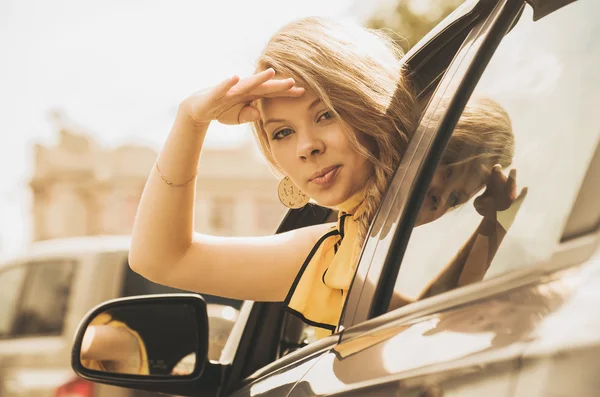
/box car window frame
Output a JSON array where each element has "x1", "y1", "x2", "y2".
[{"x1": 340, "y1": 0, "x2": 527, "y2": 334}]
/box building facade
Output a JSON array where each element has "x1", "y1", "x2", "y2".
[{"x1": 29, "y1": 126, "x2": 285, "y2": 241}]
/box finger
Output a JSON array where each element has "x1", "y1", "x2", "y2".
[
  {"x1": 517, "y1": 186, "x2": 528, "y2": 200},
  {"x1": 238, "y1": 105, "x2": 260, "y2": 123},
  {"x1": 248, "y1": 78, "x2": 297, "y2": 96},
  {"x1": 262, "y1": 86, "x2": 306, "y2": 98},
  {"x1": 227, "y1": 68, "x2": 276, "y2": 96},
  {"x1": 479, "y1": 163, "x2": 492, "y2": 184},
  {"x1": 490, "y1": 164, "x2": 507, "y2": 192},
  {"x1": 191, "y1": 75, "x2": 239, "y2": 98},
  {"x1": 505, "y1": 168, "x2": 517, "y2": 199},
  {"x1": 203, "y1": 75, "x2": 240, "y2": 99},
  {"x1": 216, "y1": 75, "x2": 240, "y2": 94},
  {"x1": 245, "y1": 87, "x2": 305, "y2": 102}
]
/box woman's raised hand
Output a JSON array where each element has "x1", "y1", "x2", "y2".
[
  {"x1": 180, "y1": 68, "x2": 305, "y2": 126},
  {"x1": 474, "y1": 164, "x2": 528, "y2": 225}
]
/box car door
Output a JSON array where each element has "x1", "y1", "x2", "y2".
[{"x1": 288, "y1": 0, "x2": 599, "y2": 395}]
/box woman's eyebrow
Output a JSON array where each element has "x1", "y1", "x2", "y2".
[
  {"x1": 264, "y1": 118, "x2": 287, "y2": 127},
  {"x1": 264, "y1": 99, "x2": 322, "y2": 126},
  {"x1": 307, "y1": 98, "x2": 321, "y2": 111}
]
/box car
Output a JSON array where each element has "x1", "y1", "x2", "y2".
[
  {"x1": 0, "y1": 235, "x2": 242, "y2": 397},
  {"x1": 67, "y1": 0, "x2": 599, "y2": 395}
]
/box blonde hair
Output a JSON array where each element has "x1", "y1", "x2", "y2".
[
  {"x1": 250, "y1": 17, "x2": 417, "y2": 249},
  {"x1": 441, "y1": 96, "x2": 514, "y2": 170}
]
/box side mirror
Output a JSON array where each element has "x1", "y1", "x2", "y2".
[{"x1": 72, "y1": 294, "x2": 225, "y2": 397}]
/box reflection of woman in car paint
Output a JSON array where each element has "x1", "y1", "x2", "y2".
[
  {"x1": 80, "y1": 313, "x2": 149, "y2": 375},
  {"x1": 328, "y1": 277, "x2": 570, "y2": 387},
  {"x1": 391, "y1": 96, "x2": 528, "y2": 309},
  {"x1": 422, "y1": 277, "x2": 571, "y2": 348},
  {"x1": 128, "y1": 17, "x2": 524, "y2": 340}
]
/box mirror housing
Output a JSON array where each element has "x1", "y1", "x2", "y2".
[{"x1": 71, "y1": 294, "x2": 225, "y2": 397}]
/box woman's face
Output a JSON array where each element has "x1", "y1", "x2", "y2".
[
  {"x1": 415, "y1": 161, "x2": 490, "y2": 226},
  {"x1": 260, "y1": 89, "x2": 374, "y2": 207}
]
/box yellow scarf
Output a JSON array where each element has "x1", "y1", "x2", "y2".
[{"x1": 283, "y1": 190, "x2": 366, "y2": 340}]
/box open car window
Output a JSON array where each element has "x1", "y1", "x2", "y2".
[{"x1": 389, "y1": 0, "x2": 600, "y2": 308}]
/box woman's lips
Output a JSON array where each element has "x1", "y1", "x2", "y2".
[{"x1": 310, "y1": 166, "x2": 340, "y2": 187}]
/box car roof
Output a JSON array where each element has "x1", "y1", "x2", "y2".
[{"x1": 0, "y1": 235, "x2": 131, "y2": 267}]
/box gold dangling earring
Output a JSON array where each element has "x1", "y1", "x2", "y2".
[{"x1": 278, "y1": 176, "x2": 310, "y2": 209}]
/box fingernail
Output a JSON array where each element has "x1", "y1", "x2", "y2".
[
  {"x1": 509, "y1": 169, "x2": 516, "y2": 179},
  {"x1": 493, "y1": 164, "x2": 502, "y2": 171}
]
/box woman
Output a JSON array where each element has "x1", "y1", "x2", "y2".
[
  {"x1": 129, "y1": 17, "x2": 522, "y2": 339},
  {"x1": 130, "y1": 17, "x2": 415, "y2": 339}
]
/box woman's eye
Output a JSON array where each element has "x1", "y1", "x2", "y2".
[
  {"x1": 445, "y1": 167, "x2": 453, "y2": 179},
  {"x1": 317, "y1": 111, "x2": 333, "y2": 122},
  {"x1": 448, "y1": 193, "x2": 459, "y2": 208},
  {"x1": 273, "y1": 128, "x2": 294, "y2": 140}
]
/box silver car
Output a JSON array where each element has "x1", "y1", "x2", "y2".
[{"x1": 0, "y1": 236, "x2": 241, "y2": 397}]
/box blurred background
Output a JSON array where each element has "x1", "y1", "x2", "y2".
[{"x1": 0, "y1": 0, "x2": 462, "y2": 257}]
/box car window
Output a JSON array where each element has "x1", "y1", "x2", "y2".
[
  {"x1": 389, "y1": 1, "x2": 600, "y2": 309},
  {"x1": 0, "y1": 266, "x2": 27, "y2": 338},
  {"x1": 13, "y1": 260, "x2": 76, "y2": 337}
]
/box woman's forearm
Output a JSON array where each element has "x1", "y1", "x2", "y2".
[
  {"x1": 81, "y1": 325, "x2": 141, "y2": 361},
  {"x1": 456, "y1": 218, "x2": 506, "y2": 286},
  {"x1": 129, "y1": 106, "x2": 210, "y2": 280},
  {"x1": 417, "y1": 217, "x2": 506, "y2": 300}
]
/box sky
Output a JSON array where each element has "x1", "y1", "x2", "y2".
[{"x1": 0, "y1": 0, "x2": 388, "y2": 256}]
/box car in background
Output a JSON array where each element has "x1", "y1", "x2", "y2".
[{"x1": 0, "y1": 235, "x2": 242, "y2": 397}]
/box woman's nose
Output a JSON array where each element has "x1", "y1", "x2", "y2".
[
  {"x1": 430, "y1": 191, "x2": 442, "y2": 211},
  {"x1": 429, "y1": 189, "x2": 449, "y2": 212},
  {"x1": 296, "y1": 130, "x2": 325, "y2": 160}
]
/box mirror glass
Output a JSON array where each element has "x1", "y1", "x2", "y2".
[{"x1": 80, "y1": 303, "x2": 201, "y2": 376}]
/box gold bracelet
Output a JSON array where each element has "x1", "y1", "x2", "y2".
[{"x1": 155, "y1": 162, "x2": 198, "y2": 188}]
